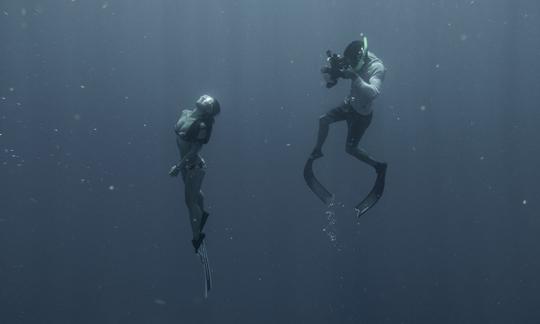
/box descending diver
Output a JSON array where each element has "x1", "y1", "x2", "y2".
[
  {"x1": 169, "y1": 94, "x2": 220, "y2": 297},
  {"x1": 305, "y1": 35, "x2": 387, "y2": 217}
]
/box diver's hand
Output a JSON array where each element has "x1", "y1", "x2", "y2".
[
  {"x1": 169, "y1": 164, "x2": 181, "y2": 177},
  {"x1": 341, "y1": 69, "x2": 358, "y2": 80}
]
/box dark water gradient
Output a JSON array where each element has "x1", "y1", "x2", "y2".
[{"x1": 1, "y1": 0, "x2": 540, "y2": 323}]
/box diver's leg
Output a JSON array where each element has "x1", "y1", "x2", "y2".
[
  {"x1": 197, "y1": 190, "x2": 210, "y2": 231},
  {"x1": 345, "y1": 112, "x2": 388, "y2": 216},
  {"x1": 197, "y1": 191, "x2": 205, "y2": 210},
  {"x1": 312, "y1": 103, "x2": 348, "y2": 158},
  {"x1": 184, "y1": 168, "x2": 206, "y2": 239},
  {"x1": 194, "y1": 162, "x2": 209, "y2": 231},
  {"x1": 345, "y1": 112, "x2": 385, "y2": 171}
]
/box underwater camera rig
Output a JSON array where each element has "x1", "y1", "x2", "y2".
[{"x1": 324, "y1": 50, "x2": 351, "y2": 88}]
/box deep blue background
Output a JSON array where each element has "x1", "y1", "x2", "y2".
[{"x1": 1, "y1": 0, "x2": 540, "y2": 323}]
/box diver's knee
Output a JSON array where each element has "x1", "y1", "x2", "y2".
[
  {"x1": 319, "y1": 115, "x2": 330, "y2": 126},
  {"x1": 197, "y1": 191, "x2": 205, "y2": 200}
]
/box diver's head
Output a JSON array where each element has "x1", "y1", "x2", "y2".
[
  {"x1": 344, "y1": 35, "x2": 369, "y2": 68},
  {"x1": 195, "y1": 95, "x2": 220, "y2": 117}
]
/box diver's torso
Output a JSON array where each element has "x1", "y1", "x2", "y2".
[
  {"x1": 348, "y1": 52, "x2": 384, "y2": 115},
  {"x1": 174, "y1": 110, "x2": 204, "y2": 164}
]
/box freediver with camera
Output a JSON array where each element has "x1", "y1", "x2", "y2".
[{"x1": 304, "y1": 35, "x2": 388, "y2": 217}]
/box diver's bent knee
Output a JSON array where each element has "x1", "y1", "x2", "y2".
[{"x1": 319, "y1": 115, "x2": 331, "y2": 126}]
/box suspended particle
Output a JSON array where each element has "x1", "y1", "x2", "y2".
[{"x1": 34, "y1": 5, "x2": 44, "y2": 15}]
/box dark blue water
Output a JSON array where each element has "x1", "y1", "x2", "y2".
[{"x1": 1, "y1": 1, "x2": 540, "y2": 323}]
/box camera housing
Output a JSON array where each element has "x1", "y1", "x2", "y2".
[{"x1": 324, "y1": 50, "x2": 351, "y2": 88}]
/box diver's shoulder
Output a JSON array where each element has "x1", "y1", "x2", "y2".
[
  {"x1": 366, "y1": 53, "x2": 385, "y2": 76},
  {"x1": 367, "y1": 51, "x2": 381, "y2": 61},
  {"x1": 367, "y1": 52, "x2": 384, "y2": 66}
]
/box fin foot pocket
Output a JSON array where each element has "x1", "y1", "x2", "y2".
[{"x1": 192, "y1": 232, "x2": 206, "y2": 253}]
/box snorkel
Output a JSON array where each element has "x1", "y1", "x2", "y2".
[
  {"x1": 355, "y1": 35, "x2": 369, "y2": 69},
  {"x1": 361, "y1": 35, "x2": 368, "y2": 61}
]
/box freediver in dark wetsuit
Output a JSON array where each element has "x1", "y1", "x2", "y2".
[
  {"x1": 169, "y1": 94, "x2": 220, "y2": 297},
  {"x1": 170, "y1": 94, "x2": 219, "y2": 251},
  {"x1": 305, "y1": 35, "x2": 388, "y2": 217}
]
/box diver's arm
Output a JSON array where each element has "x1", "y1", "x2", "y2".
[
  {"x1": 352, "y1": 75, "x2": 383, "y2": 99},
  {"x1": 351, "y1": 63, "x2": 385, "y2": 100},
  {"x1": 170, "y1": 136, "x2": 203, "y2": 176},
  {"x1": 170, "y1": 140, "x2": 201, "y2": 177},
  {"x1": 171, "y1": 121, "x2": 209, "y2": 172},
  {"x1": 170, "y1": 145, "x2": 202, "y2": 176},
  {"x1": 179, "y1": 143, "x2": 203, "y2": 168},
  {"x1": 176, "y1": 121, "x2": 208, "y2": 164},
  {"x1": 170, "y1": 143, "x2": 203, "y2": 176}
]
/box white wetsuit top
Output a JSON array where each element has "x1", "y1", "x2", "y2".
[{"x1": 347, "y1": 52, "x2": 386, "y2": 116}]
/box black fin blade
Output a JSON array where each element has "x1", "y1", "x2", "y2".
[
  {"x1": 355, "y1": 169, "x2": 386, "y2": 217},
  {"x1": 198, "y1": 241, "x2": 213, "y2": 298},
  {"x1": 304, "y1": 158, "x2": 334, "y2": 206}
]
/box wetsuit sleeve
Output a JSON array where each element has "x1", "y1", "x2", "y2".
[
  {"x1": 352, "y1": 62, "x2": 385, "y2": 100},
  {"x1": 182, "y1": 142, "x2": 203, "y2": 165}
]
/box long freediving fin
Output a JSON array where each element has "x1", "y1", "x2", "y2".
[
  {"x1": 355, "y1": 163, "x2": 387, "y2": 217},
  {"x1": 197, "y1": 240, "x2": 213, "y2": 298},
  {"x1": 304, "y1": 157, "x2": 334, "y2": 206},
  {"x1": 202, "y1": 243, "x2": 212, "y2": 294}
]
